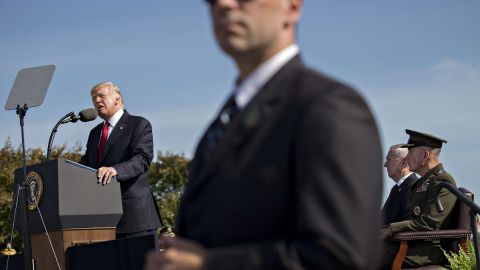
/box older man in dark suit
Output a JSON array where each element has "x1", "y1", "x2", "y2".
[
  {"x1": 146, "y1": 0, "x2": 383, "y2": 269},
  {"x1": 80, "y1": 82, "x2": 162, "y2": 239},
  {"x1": 382, "y1": 144, "x2": 418, "y2": 225}
]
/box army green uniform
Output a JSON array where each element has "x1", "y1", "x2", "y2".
[{"x1": 382, "y1": 164, "x2": 457, "y2": 268}]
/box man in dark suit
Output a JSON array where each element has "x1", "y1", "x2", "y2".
[
  {"x1": 382, "y1": 144, "x2": 418, "y2": 225},
  {"x1": 80, "y1": 82, "x2": 162, "y2": 239},
  {"x1": 146, "y1": 0, "x2": 383, "y2": 269}
]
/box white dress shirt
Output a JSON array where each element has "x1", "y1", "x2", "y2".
[
  {"x1": 396, "y1": 172, "x2": 415, "y2": 187},
  {"x1": 102, "y1": 109, "x2": 124, "y2": 140},
  {"x1": 233, "y1": 44, "x2": 299, "y2": 109}
]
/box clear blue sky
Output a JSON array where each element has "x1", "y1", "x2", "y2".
[{"x1": 1, "y1": 1, "x2": 479, "y2": 200}]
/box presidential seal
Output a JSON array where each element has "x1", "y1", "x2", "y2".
[{"x1": 26, "y1": 171, "x2": 44, "y2": 211}]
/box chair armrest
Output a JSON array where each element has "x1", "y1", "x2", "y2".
[{"x1": 392, "y1": 229, "x2": 471, "y2": 241}]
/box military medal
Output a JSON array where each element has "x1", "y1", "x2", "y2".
[{"x1": 414, "y1": 206, "x2": 421, "y2": 216}]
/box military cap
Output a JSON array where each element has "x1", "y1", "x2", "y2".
[{"x1": 401, "y1": 129, "x2": 447, "y2": 149}]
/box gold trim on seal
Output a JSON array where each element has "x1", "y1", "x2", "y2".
[{"x1": 26, "y1": 171, "x2": 44, "y2": 211}]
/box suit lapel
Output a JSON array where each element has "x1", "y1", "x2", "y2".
[
  {"x1": 99, "y1": 111, "x2": 129, "y2": 164},
  {"x1": 186, "y1": 56, "x2": 304, "y2": 197}
]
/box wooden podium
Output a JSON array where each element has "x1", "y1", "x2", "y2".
[{"x1": 13, "y1": 158, "x2": 123, "y2": 270}]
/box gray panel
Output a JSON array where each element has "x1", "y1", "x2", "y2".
[
  {"x1": 5, "y1": 65, "x2": 55, "y2": 110},
  {"x1": 58, "y1": 159, "x2": 122, "y2": 225}
]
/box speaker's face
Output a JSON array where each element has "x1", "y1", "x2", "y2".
[{"x1": 91, "y1": 86, "x2": 122, "y2": 120}]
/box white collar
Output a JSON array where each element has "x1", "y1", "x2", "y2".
[
  {"x1": 396, "y1": 172, "x2": 414, "y2": 186},
  {"x1": 233, "y1": 44, "x2": 299, "y2": 109},
  {"x1": 107, "y1": 109, "x2": 124, "y2": 128}
]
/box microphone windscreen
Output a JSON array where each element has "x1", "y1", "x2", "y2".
[{"x1": 79, "y1": 108, "x2": 98, "y2": 122}]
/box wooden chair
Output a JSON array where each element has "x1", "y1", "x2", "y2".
[{"x1": 390, "y1": 187, "x2": 474, "y2": 270}]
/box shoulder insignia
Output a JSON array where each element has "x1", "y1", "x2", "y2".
[{"x1": 437, "y1": 169, "x2": 445, "y2": 175}]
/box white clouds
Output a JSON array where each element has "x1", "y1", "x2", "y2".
[{"x1": 427, "y1": 58, "x2": 480, "y2": 85}]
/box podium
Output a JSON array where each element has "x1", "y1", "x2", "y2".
[{"x1": 13, "y1": 158, "x2": 123, "y2": 270}]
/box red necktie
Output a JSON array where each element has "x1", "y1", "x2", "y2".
[{"x1": 98, "y1": 121, "x2": 109, "y2": 161}]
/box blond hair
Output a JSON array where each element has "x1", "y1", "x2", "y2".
[{"x1": 91, "y1": 81, "x2": 124, "y2": 109}]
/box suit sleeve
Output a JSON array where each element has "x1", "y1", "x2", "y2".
[
  {"x1": 112, "y1": 118, "x2": 154, "y2": 181},
  {"x1": 204, "y1": 85, "x2": 384, "y2": 270},
  {"x1": 80, "y1": 130, "x2": 94, "y2": 166},
  {"x1": 80, "y1": 150, "x2": 89, "y2": 165}
]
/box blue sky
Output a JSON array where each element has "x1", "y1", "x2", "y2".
[{"x1": 1, "y1": 1, "x2": 479, "y2": 200}]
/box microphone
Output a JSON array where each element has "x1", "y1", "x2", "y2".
[
  {"x1": 63, "y1": 108, "x2": 97, "y2": 123},
  {"x1": 47, "y1": 108, "x2": 98, "y2": 160}
]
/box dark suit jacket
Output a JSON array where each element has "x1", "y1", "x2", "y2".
[
  {"x1": 80, "y1": 111, "x2": 162, "y2": 234},
  {"x1": 381, "y1": 173, "x2": 418, "y2": 225},
  {"x1": 175, "y1": 56, "x2": 384, "y2": 270}
]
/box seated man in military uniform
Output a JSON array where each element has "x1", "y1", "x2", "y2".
[{"x1": 380, "y1": 129, "x2": 457, "y2": 269}]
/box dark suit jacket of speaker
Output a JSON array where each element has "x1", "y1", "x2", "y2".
[
  {"x1": 175, "y1": 56, "x2": 384, "y2": 270},
  {"x1": 80, "y1": 111, "x2": 161, "y2": 234},
  {"x1": 381, "y1": 173, "x2": 418, "y2": 226}
]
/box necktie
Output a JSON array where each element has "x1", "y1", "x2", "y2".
[
  {"x1": 202, "y1": 96, "x2": 239, "y2": 160},
  {"x1": 98, "y1": 121, "x2": 109, "y2": 161}
]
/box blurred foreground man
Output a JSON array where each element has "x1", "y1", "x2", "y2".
[
  {"x1": 382, "y1": 144, "x2": 418, "y2": 225},
  {"x1": 80, "y1": 82, "x2": 162, "y2": 239},
  {"x1": 146, "y1": 0, "x2": 383, "y2": 269},
  {"x1": 381, "y1": 129, "x2": 457, "y2": 269}
]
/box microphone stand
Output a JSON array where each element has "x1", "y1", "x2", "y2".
[
  {"x1": 434, "y1": 182, "x2": 480, "y2": 270},
  {"x1": 16, "y1": 104, "x2": 33, "y2": 270},
  {"x1": 46, "y1": 112, "x2": 75, "y2": 160}
]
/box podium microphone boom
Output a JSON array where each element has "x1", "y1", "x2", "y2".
[{"x1": 47, "y1": 108, "x2": 98, "y2": 159}]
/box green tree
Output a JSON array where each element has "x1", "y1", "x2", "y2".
[{"x1": 149, "y1": 151, "x2": 189, "y2": 229}]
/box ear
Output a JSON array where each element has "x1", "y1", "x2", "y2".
[
  {"x1": 286, "y1": 0, "x2": 303, "y2": 27},
  {"x1": 421, "y1": 149, "x2": 430, "y2": 165},
  {"x1": 115, "y1": 95, "x2": 120, "y2": 105},
  {"x1": 401, "y1": 158, "x2": 408, "y2": 167},
  {"x1": 424, "y1": 149, "x2": 430, "y2": 159}
]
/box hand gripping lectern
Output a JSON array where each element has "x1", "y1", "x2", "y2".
[{"x1": 13, "y1": 158, "x2": 123, "y2": 270}]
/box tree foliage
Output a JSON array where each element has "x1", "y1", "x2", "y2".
[
  {"x1": 149, "y1": 151, "x2": 189, "y2": 228},
  {"x1": 0, "y1": 140, "x2": 188, "y2": 252}
]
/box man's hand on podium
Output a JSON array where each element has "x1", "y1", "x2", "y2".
[{"x1": 97, "y1": 166, "x2": 118, "y2": 185}]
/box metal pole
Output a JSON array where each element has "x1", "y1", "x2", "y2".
[{"x1": 17, "y1": 104, "x2": 33, "y2": 270}]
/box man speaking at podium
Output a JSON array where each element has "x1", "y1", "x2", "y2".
[{"x1": 80, "y1": 82, "x2": 162, "y2": 239}]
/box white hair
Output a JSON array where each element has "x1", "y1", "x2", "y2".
[{"x1": 390, "y1": 144, "x2": 408, "y2": 159}]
